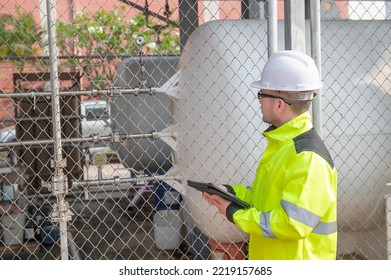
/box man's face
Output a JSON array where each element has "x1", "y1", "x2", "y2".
[{"x1": 258, "y1": 89, "x2": 280, "y2": 125}]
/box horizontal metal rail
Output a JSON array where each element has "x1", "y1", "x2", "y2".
[
  {"x1": 0, "y1": 54, "x2": 179, "y2": 61},
  {"x1": 14, "y1": 116, "x2": 80, "y2": 122},
  {"x1": 71, "y1": 174, "x2": 179, "y2": 189},
  {"x1": 0, "y1": 131, "x2": 164, "y2": 148},
  {"x1": 0, "y1": 87, "x2": 165, "y2": 98},
  {"x1": 25, "y1": 183, "x2": 152, "y2": 200}
]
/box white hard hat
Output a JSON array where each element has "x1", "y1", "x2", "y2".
[{"x1": 251, "y1": 50, "x2": 322, "y2": 99}]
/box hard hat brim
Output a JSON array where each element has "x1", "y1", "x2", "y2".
[
  {"x1": 251, "y1": 79, "x2": 322, "y2": 91},
  {"x1": 250, "y1": 80, "x2": 264, "y2": 89}
]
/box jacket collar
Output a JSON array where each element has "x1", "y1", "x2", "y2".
[{"x1": 262, "y1": 111, "x2": 313, "y2": 144}]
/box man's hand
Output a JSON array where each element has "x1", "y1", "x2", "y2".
[{"x1": 202, "y1": 190, "x2": 231, "y2": 217}]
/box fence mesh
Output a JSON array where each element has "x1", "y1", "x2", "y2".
[{"x1": 0, "y1": 0, "x2": 390, "y2": 260}]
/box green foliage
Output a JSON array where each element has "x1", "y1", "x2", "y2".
[
  {"x1": 0, "y1": 8, "x2": 46, "y2": 71},
  {"x1": 56, "y1": 7, "x2": 180, "y2": 89},
  {"x1": 0, "y1": 6, "x2": 180, "y2": 89}
]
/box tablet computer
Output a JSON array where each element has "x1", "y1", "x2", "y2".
[{"x1": 187, "y1": 180, "x2": 250, "y2": 208}]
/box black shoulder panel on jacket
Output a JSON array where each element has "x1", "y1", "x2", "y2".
[{"x1": 293, "y1": 128, "x2": 335, "y2": 169}]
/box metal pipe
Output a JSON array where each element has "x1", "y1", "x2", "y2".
[
  {"x1": 0, "y1": 131, "x2": 162, "y2": 148},
  {"x1": 310, "y1": 0, "x2": 323, "y2": 137},
  {"x1": 284, "y1": 0, "x2": 305, "y2": 52},
  {"x1": 0, "y1": 54, "x2": 160, "y2": 61},
  {"x1": 179, "y1": 0, "x2": 199, "y2": 49},
  {"x1": 266, "y1": 0, "x2": 278, "y2": 57},
  {"x1": 386, "y1": 183, "x2": 391, "y2": 260},
  {"x1": 46, "y1": 0, "x2": 62, "y2": 190},
  {"x1": 67, "y1": 231, "x2": 81, "y2": 260},
  {"x1": 71, "y1": 174, "x2": 179, "y2": 189},
  {"x1": 0, "y1": 139, "x2": 54, "y2": 148},
  {"x1": 14, "y1": 116, "x2": 79, "y2": 122},
  {"x1": 26, "y1": 184, "x2": 148, "y2": 200},
  {"x1": 127, "y1": 185, "x2": 148, "y2": 208},
  {"x1": 0, "y1": 87, "x2": 165, "y2": 98},
  {"x1": 46, "y1": 0, "x2": 69, "y2": 260}
]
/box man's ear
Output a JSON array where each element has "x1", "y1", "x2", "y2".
[{"x1": 275, "y1": 99, "x2": 285, "y2": 113}]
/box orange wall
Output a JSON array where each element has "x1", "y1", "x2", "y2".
[{"x1": 2, "y1": 0, "x2": 180, "y2": 23}]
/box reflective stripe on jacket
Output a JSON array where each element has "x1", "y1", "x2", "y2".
[{"x1": 226, "y1": 112, "x2": 338, "y2": 260}]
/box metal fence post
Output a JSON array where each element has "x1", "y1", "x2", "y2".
[
  {"x1": 310, "y1": 0, "x2": 323, "y2": 138},
  {"x1": 386, "y1": 183, "x2": 391, "y2": 260},
  {"x1": 45, "y1": 0, "x2": 71, "y2": 260}
]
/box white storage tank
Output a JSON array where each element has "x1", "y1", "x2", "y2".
[
  {"x1": 168, "y1": 19, "x2": 391, "y2": 246},
  {"x1": 169, "y1": 20, "x2": 267, "y2": 243},
  {"x1": 111, "y1": 20, "x2": 390, "y2": 255}
]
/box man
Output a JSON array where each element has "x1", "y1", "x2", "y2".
[{"x1": 203, "y1": 50, "x2": 338, "y2": 260}]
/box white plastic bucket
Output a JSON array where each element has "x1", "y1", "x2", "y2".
[{"x1": 153, "y1": 210, "x2": 182, "y2": 250}]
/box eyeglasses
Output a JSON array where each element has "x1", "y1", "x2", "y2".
[{"x1": 257, "y1": 90, "x2": 292, "y2": 105}]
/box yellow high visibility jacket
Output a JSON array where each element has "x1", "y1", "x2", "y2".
[{"x1": 226, "y1": 112, "x2": 338, "y2": 260}]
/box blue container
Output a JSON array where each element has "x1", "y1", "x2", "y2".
[
  {"x1": 153, "y1": 181, "x2": 181, "y2": 211},
  {"x1": 39, "y1": 222, "x2": 59, "y2": 246}
]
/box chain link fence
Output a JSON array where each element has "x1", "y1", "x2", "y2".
[{"x1": 0, "y1": 0, "x2": 390, "y2": 260}]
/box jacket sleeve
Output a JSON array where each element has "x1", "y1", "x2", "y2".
[
  {"x1": 229, "y1": 152, "x2": 337, "y2": 240},
  {"x1": 222, "y1": 184, "x2": 253, "y2": 223},
  {"x1": 226, "y1": 184, "x2": 253, "y2": 202}
]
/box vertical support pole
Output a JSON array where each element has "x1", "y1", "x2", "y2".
[
  {"x1": 46, "y1": 0, "x2": 72, "y2": 260},
  {"x1": 246, "y1": 0, "x2": 264, "y2": 20},
  {"x1": 285, "y1": 1, "x2": 322, "y2": 136},
  {"x1": 310, "y1": 0, "x2": 323, "y2": 137},
  {"x1": 241, "y1": 0, "x2": 249, "y2": 19},
  {"x1": 386, "y1": 183, "x2": 391, "y2": 260},
  {"x1": 39, "y1": 0, "x2": 51, "y2": 91},
  {"x1": 179, "y1": 0, "x2": 199, "y2": 50},
  {"x1": 266, "y1": 0, "x2": 278, "y2": 57},
  {"x1": 39, "y1": 0, "x2": 49, "y2": 57},
  {"x1": 284, "y1": 0, "x2": 306, "y2": 53}
]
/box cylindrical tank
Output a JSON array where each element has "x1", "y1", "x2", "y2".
[
  {"x1": 111, "y1": 56, "x2": 178, "y2": 174},
  {"x1": 171, "y1": 20, "x2": 268, "y2": 243},
  {"x1": 320, "y1": 20, "x2": 391, "y2": 232},
  {"x1": 111, "y1": 20, "x2": 390, "y2": 245},
  {"x1": 169, "y1": 19, "x2": 390, "y2": 242}
]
